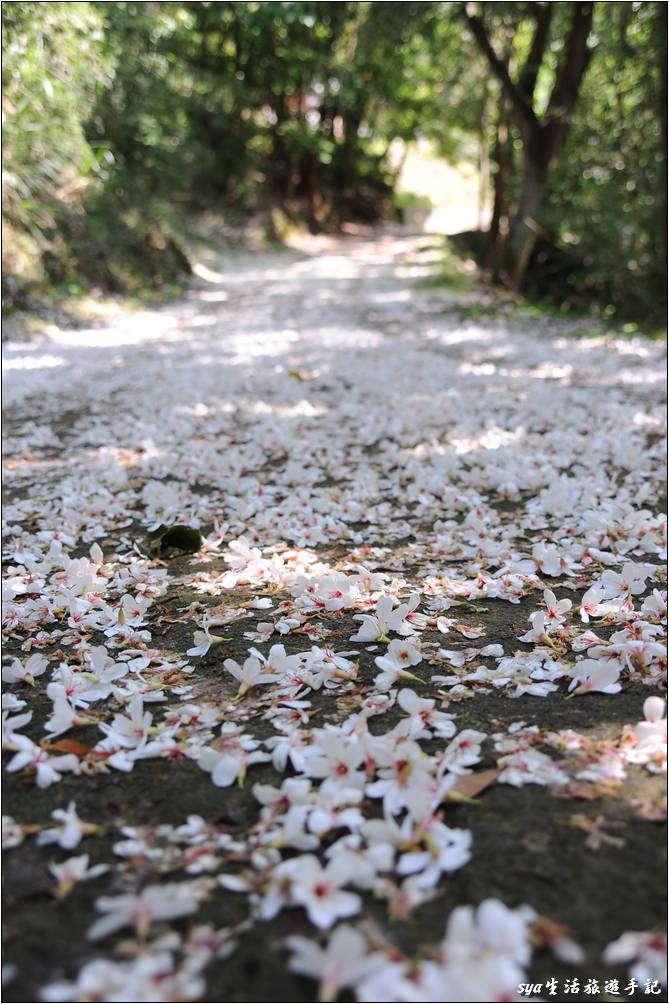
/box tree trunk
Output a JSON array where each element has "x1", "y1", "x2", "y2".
[
  {"x1": 339, "y1": 107, "x2": 363, "y2": 187},
  {"x1": 658, "y1": 1, "x2": 667, "y2": 312},
  {"x1": 508, "y1": 137, "x2": 549, "y2": 286},
  {"x1": 486, "y1": 93, "x2": 512, "y2": 278},
  {"x1": 465, "y1": 2, "x2": 595, "y2": 290},
  {"x1": 478, "y1": 85, "x2": 490, "y2": 230}
]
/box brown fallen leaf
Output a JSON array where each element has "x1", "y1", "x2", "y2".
[
  {"x1": 568, "y1": 813, "x2": 626, "y2": 850},
  {"x1": 47, "y1": 739, "x2": 91, "y2": 757},
  {"x1": 531, "y1": 916, "x2": 585, "y2": 963},
  {"x1": 446, "y1": 768, "x2": 500, "y2": 801},
  {"x1": 531, "y1": 916, "x2": 571, "y2": 948},
  {"x1": 453, "y1": 623, "x2": 486, "y2": 639},
  {"x1": 629, "y1": 796, "x2": 667, "y2": 822},
  {"x1": 561, "y1": 780, "x2": 621, "y2": 801},
  {"x1": 159, "y1": 670, "x2": 188, "y2": 686},
  {"x1": 387, "y1": 880, "x2": 438, "y2": 920}
]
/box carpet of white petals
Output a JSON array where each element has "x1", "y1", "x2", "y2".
[{"x1": 2, "y1": 232, "x2": 667, "y2": 1003}]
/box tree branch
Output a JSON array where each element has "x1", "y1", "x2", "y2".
[
  {"x1": 517, "y1": 3, "x2": 554, "y2": 104},
  {"x1": 545, "y1": 2, "x2": 595, "y2": 123},
  {"x1": 463, "y1": 3, "x2": 538, "y2": 129}
]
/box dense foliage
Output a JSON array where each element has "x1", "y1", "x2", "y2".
[
  {"x1": 2, "y1": 3, "x2": 112, "y2": 280},
  {"x1": 543, "y1": 2, "x2": 666, "y2": 322},
  {"x1": 1, "y1": 0, "x2": 666, "y2": 323}
]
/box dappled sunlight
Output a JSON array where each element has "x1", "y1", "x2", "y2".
[
  {"x1": 52, "y1": 316, "x2": 173, "y2": 348},
  {"x1": 192, "y1": 262, "x2": 231, "y2": 284},
  {"x1": 246, "y1": 399, "x2": 328, "y2": 419},
  {"x1": 192, "y1": 290, "x2": 230, "y2": 304},
  {"x1": 423, "y1": 326, "x2": 497, "y2": 347},
  {"x1": 3, "y1": 227, "x2": 665, "y2": 419},
  {"x1": 368, "y1": 288, "x2": 413, "y2": 305},
  {"x1": 449, "y1": 427, "x2": 526, "y2": 455},
  {"x1": 2, "y1": 351, "x2": 65, "y2": 372}
]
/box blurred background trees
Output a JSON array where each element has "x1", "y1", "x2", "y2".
[{"x1": 2, "y1": 1, "x2": 666, "y2": 325}]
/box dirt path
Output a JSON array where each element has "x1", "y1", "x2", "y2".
[{"x1": 2, "y1": 231, "x2": 667, "y2": 1003}]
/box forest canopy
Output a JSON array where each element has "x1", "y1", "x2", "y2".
[{"x1": 2, "y1": 1, "x2": 666, "y2": 325}]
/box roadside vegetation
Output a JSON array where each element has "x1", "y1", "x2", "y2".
[{"x1": 2, "y1": 2, "x2": 666, "y2": 327}]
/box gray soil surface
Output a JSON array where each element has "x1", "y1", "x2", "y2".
[{"x1": 2, "y1": 229, "x2": 667, "y2": 1003}]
